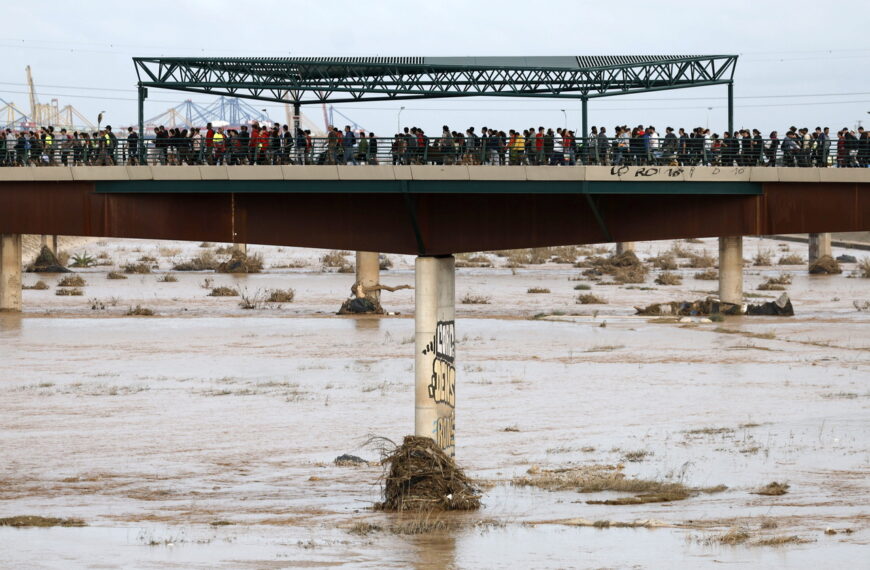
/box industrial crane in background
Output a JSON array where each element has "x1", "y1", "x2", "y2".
[
  {"x1": 0, "y1": 66, "x2": 94, "y2": 130},
  {"x1": 0, "y1": 67, "x2": 358, "y2": 135}
]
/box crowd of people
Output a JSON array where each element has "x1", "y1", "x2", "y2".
[{"x1": 2, "y1": 121, "x2": 869, "y2": 168}]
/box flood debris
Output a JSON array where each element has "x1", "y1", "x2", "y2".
[
  {"x1": 753, "y1": 535, "x2": 812, "y2": 546},
  {"x1": 126, "y1": 305, "x2": 155, "y2": 316},
  {"x1": 334, "y1": 454, "x2": 369, "y2": 467},
  {"x1": 836, "y1": 254, "x2": 857, "y2": 263},
  {"x1": 580, "y1": 251, "x2": 649, "y2": 284},
  {"x1": 717, "y1": 527, "x2": 751, "y2": 545},
  {"x1": 746, "y1": 293, "x2": 794, "y2": 316},
  {"x1": 338, "y1": 282, "x2": 412, "y2": 314},
  {"x1": 0, "y1": 515, "x2": 85, "y2": 527},
  {"x1": 173, "y1": 251, "x2": 218, "y2": 271},
  {"x1": 26, "y1": 246, "x2": 70, "y2": 273},
  {"x1": 217, "y1": 250, "x2": 264, "y2": 273},
  {"x1": 266, "y1": 288, "x2": 295, "y2": 303},
  {"x1": 23, "y1": 280, "x2": 49, "y2": 290},
  {"x1": 513, "y1": 464, "x2": 726, "y2": 505},
  {"x1": 753, "y1": 481, "x2": 790, "y2": 496},
  {"x1": 58, "y1": 274, "x2": 86, "y2": 288},
  {"x1": 375, "y1": 436, "x2": 481, "y2": 512},
  {"x1": 208, "y1": 286, "x2": 238, "y2": 297},
  {"x1": 809, "y1": 255, "x2": 842, "y2": 275},
  {"x1": 339, "y1": 297, "x2": 381, "y2": 314},
  {"x1": 531, "y1": 518, "x2": 666, "y2": 529},
  {"x1": 635, "y1": 294, "x2": 794, "y2": 317},
  {"x1": 636, "y1": 297, "x2": 741, "y2": 317}
]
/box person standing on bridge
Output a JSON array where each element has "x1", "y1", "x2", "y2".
[
  {"x1": 325, "y1": 125, "x2": 338, "y2": 165},
  {"x1": 204, "y1": 123, "x2": 214, "y2": 165},
  {"x1": 342, "y1": 125, "x2": 357, "y2": 165},
  {"x1": 126, "y1": 127, "x2": 138, "y2": 166},
  {"x1": 294, "y1": 127, "x2": 306, "y2": 164},
  {"x1": 367, "y1": 132, "x2": 378, "y2": 165},
  {"x1": 858, "y1": 127, "x2": 869, "y2": 168},
  {"x1": 356, "y1": 130, "x2": 368, "y2": 164},
  {"x1": 441, "y1": 125, "x2": 455, "y2": 165}
]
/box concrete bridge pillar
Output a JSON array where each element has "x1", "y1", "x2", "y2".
[
  {"x1": 616, "y1": 242, "x2": 636, "y2": 255},
  {"x1": 355, "y1": 251, "x2": 381, "y2": 306},
  {"x1": 718, "y1": 236, "x2": 743, "y2": 306},
  {"x1": 808, "y1": 233, "x2": 832, "y2": 266},
  {"x1": 40, "y1": 235, "x2": 58, "y2": 254},
  {"x1": 415, "y1": 255, "x2": 456, "y2": 457},
  {"x1": 1, "y1": 234, "x2": 23, "y2": 312}
]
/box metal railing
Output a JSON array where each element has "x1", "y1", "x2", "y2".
[{"x1": 0, "y1": 136, "x2": 866, "y2": 168}]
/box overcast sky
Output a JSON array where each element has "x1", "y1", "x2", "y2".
[{"x1": 2, "y1": 0, "x2": 869, "y2": 136}]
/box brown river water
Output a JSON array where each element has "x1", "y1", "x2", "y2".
[{"x1": 1, "y1": 237, "x2": 868, "y2": 568}]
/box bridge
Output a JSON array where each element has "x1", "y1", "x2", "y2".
[
  {"x1": 2, "y1": 164, "x2": 868, "y2": 455},
  {"x1": 2, "y1": 54, "x2": 868, "y2": 458}
]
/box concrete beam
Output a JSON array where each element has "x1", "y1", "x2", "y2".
[
  {"x1": 0, "y1": 234, "x2": 22, "y2": 312},
  {"x1": 415, "y1": 255, "x2": 456, "y2": 457},
  {"x1": 718, "y1": 236, "x2": 743, "y2": 306},
  {"x1": 615, "y1": 242, "x2": 635, "y2": 255},
  {"x1": 355, "y1": 251, "x2": 380, "y2": 305},
  {"x1": 40, "y1": 235, "x2": 58, "y2": 254},
  {"x1": 808, "y1": 233, "x2": 832, "y2": 265}
]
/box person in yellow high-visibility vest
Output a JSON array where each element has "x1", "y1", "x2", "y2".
[
  {"x1": 212, "y1": 128, "x2": 226, "y2": 165},
  {"x1": 43, "y1": 128, "x2": 54, "y2": 165}
]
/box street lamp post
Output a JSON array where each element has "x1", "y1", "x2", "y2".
[
  {"x1": 560, "y1": 109, "x2": 567, "y2": 129},
  {"x1": 397, "y1": 106, "x2": 405, "y2": 133}
]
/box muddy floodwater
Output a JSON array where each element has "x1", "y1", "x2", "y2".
[{"x1": 1, "y1": 237, "x2": 868, "y2": 568}]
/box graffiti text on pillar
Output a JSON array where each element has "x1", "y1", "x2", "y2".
[
  {"x1": 422, "y1": 320, "x2": 455, "y2": 408},
  {"x1": 422, "y1": 319, "x2": 455, "y2": 453}
]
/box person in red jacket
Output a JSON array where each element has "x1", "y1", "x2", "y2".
[
  {"x1": 257, "y1": 126, "x2": 270, "y2": 164},
  {"x1": 249, "y1": 123, "x2": 260, "y2": 164},
  {"x1": 205, "y1": 122, "x2": 214, "y2": 164}
]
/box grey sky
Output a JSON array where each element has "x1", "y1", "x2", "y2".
[{"x1": 2, "y1": 0, "x2": 869, "y2": 135}]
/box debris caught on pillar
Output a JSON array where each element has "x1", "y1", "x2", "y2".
[
  {"x1": 338, "y1": 282, "x2": 412, "y2": 315},
  {"x1": 26, "y1": 246, "x2": 70, "y2": 273},
  {"x1": 216, "y1": 249, "x2": 264, "y2": 273},
  {"x1": 808, "y1": 255, "x2": 842, "y2": 275},
  {"x1": 375, "y1": 436, "x2": 480, "y2": 512}
]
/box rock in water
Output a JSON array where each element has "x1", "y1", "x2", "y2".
[
  {"x1": 334, "y1": 454, "x2": 368, "y2": 466},
  {"x1": 746, "y1": 293, "x2": 794, "y2": 316}
]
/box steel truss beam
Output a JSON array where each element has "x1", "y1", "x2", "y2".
[{"x1": 133, "y1": 55, "x2": 738, "y2": 105}]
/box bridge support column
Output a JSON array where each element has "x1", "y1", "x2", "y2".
[
  {"x1": 616, "y1": 242, "x2": 635, "y2": 255},
  {"x1": 718, "y1": 236, "x2": 743, "y2": 306},
  {"x1": 355, "y1": 251, "x2": 380, "y2": 307},
  {"x1": 1, "y1": 234, "x2": 22, "y2": 312},
  {"x1": 415, "y1": 255, "x2": 456, "y2": 457},
  {"x1": 808, "y1": 233, "x2": 832, "y2": 266},
  {"x1": 40, "y1": 235, "x2": 58, "y2": 254}
]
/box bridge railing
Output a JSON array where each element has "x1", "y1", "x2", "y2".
[{"x1": 0, "y1": 136, "x2": 865, "y2": 168}]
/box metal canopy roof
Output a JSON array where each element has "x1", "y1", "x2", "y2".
[{"x1": 133, "y1": 55, "x2": 738, "y2": 105}]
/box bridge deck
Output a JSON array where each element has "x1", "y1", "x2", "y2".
[
  {"x1": 1, "y1": 165, "x2": 868, "y2": 187},
  {"x1": 0, "y1": 166, "x2": 867, "y2": 254}
]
